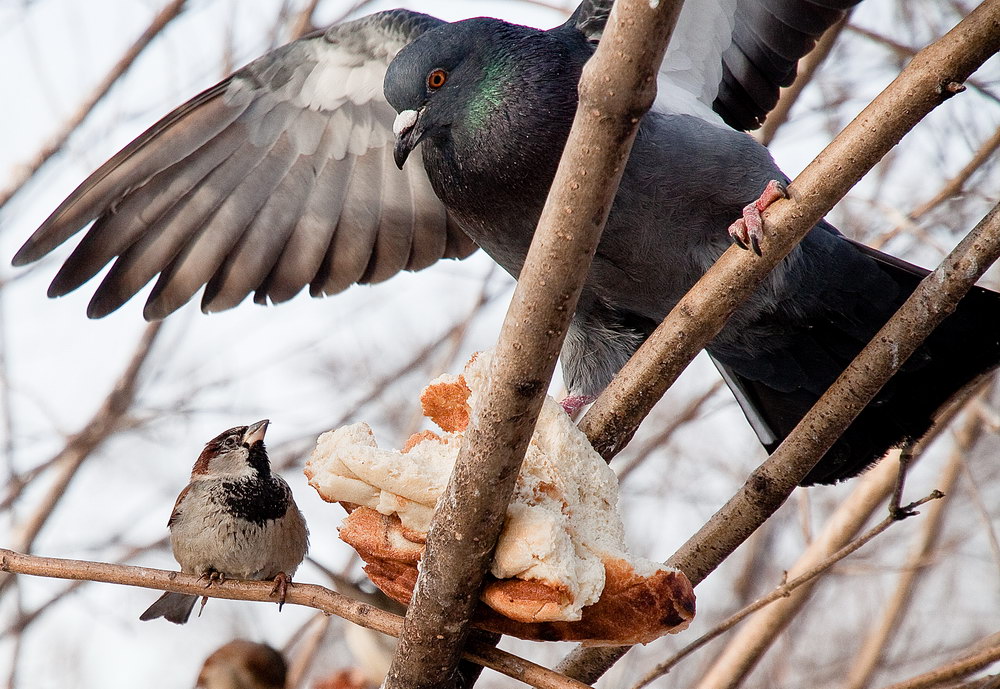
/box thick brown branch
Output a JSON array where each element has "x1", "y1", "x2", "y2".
[
  {"x1": 382, "y1": 2, "x2": 686, "y2": 688},
  {"x1": 667, "y1": 194, "x2": 1000, "y2": 585},
  {"x1": 0, "y1": 0, "x2": 187, "y2": 211},
  {"x1": 0, "y1": 549, "x2": 591, "y2": 689}
]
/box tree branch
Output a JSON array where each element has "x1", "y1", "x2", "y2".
[
  {"x1": 383, "y1": 2, "x2": 687, "y2": 688},
  {"x1": 0, "y1": 322, "x2": 161, "y2": 595},
  {"x1": 578, "y1": 0, "x2": 1000, "y2": 464},
  {"x1": 0, "y1": 0, "x2": 187, "y2": 211},
  {"x1": 875, "y1": 639, "x2": 1000, "y2": 689},
  {"x1": 634, "y1": 488, "x2": 943, "y2": 689},
  {"x1": 842, "y1": 409, "x2": 985, "y2": 689},
  {"x1": 0, "y1": 549, "x2": 593, "y2": 689}
]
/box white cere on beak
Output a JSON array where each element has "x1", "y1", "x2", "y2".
[{"x1": 393, "y1": 109, "x2": 419, "y2": 136}]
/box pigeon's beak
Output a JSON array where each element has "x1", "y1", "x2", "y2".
[
  {"x1": 242, "y1": 419, "x2": 269, "y2": 446},
  {"x1": 392, "y1": 108, "x2": 423, "y2": 169}
]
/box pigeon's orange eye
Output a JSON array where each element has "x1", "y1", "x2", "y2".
[{"x1": 427, "y1": 68, "x2": 448, "y2": 90}]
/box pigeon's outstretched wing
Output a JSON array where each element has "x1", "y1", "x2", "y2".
[
  {"x1": 656, "y1": 0, "x2": 860, "y2": 128},
  {"x1": 13, "y1": 10, "x2": 476, "y2": 320}
]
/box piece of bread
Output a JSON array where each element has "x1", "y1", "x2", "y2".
[{"x1": 305, "y1": 351, "x2": 695, "y2": 645}]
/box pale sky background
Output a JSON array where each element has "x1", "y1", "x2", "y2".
[{"x1": 1, "y1": 1, "x2": 998, "y2": 688}]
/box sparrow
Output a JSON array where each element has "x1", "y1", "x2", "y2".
[
  {"x1": 140, "y1": 419, "x2": 309, "y2": 624},
  {"x1": 196, "y1": 640, "x2": 287, "y2": 689}
]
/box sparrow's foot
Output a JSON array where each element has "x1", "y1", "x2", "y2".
[
  {"x1": 199, "y1": 569, "x2": 226, "y2": 588},
  {"x1": 270, "y1": 572, "x2": 292, "y2": 611},
  {"x1": 727, "y1": 179, "x2": 787, "y2": 256},
  {"x1": 560, "y1": 394, "x2": 596, "y2": 417}
]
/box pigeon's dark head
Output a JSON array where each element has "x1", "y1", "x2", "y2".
[{"x1": 384, "y1": 17, "x2": 592, "y2": 175}]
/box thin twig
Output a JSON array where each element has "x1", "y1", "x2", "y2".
[
  {"x1": 0, "y1": 0, "x2": 187, "y2": 211},
  {"x1": 872, "y1": 126, "x2": 1000, "y2": 250},
  {"x1": 845, "y1": 23, "x2": 1000, "y2": 106},
  {"x1": 285, "y1": 614, "x2": 332, "y2": 689},
  {"x1": 0, "y1": 323, "x2": 162, "y2": 595},
  {"x1": 875, "y1": 640, "x2": 1000, "y2": 689},
  {"x1": 0, "y1": 549, "x2": 593, "y2": 689},
  {"x1": 615, "y1": 380, "x2": 724, "y2": 483},
  {"x1": 633, "y1": 490, "x2": 943, "y2": 689},
  {"x1": 841, "y1": 411, "x2": 982, "y2": 689}
]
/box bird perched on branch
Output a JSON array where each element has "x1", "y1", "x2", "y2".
[
  {"x1": 14, "y1": 2, "x2": 1000, "y2": 484},
  {"x1": 140, "y1": 420, "x2": 309, "y2": 624}
]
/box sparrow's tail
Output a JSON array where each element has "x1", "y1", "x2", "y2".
[
  {"x1": 716, "y1": 242, "x2": 1000, "y2": 485},
  {"x1": 139, "y1": 591, "x2": 199, "y2": 624}
]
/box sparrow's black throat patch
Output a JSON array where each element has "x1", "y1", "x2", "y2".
[{"x1": 219, "y1": 475, "x2": 289, "y2": 526}]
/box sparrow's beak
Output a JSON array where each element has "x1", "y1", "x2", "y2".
[
  {"x1": 392, "y1": 108, "x2": 423, "y2": 169},
  {"x1": 243, "y1": 419, "x2": 269, "y2": 446}
]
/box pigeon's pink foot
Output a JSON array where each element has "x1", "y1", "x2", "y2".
[
  {"x1": 727, "y1": 179, "x2": 787, "y2": 255},
  {"x1": 560, "y1": 394, "x2": 596, "y2": 416}
]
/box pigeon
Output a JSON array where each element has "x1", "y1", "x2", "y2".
[{"x1": 13, "y1": 2, "x2": 1000, "y2": 484}]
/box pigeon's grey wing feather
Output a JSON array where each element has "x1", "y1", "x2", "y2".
[
  {"x1": 714, "y1": 0, "x2": 860, "y2": 130},
  {"x1": 14, "y1": 9, "x2": 476, "y2": 320},
  {"x1": 651, "y1": 0, "x2": 858, "y2": 129},
  {"x1": 566, "y1": 0, "x2": 613, "y2": 42}
]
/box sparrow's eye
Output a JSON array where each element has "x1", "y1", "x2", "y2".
[
  {"x1": 223, "y1": 436, "x2": 238, "y2": 449},
  {"x1": 427, "y1": 68, "x2": 448, "y2": 90}
]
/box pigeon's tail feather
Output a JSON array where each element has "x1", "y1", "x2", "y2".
[
  {"x1": 139, "y1": 591, "x2": 199, "y2": 624},
  {"x1": 721, "y1": 270, "x2": 1000, "y2": 485}
]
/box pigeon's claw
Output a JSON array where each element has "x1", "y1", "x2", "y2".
[
  {"x1": 728, "y1": 179, "x2": 787, "y2": 256},
  {"x1": 560, "y1": 394, "x2": 597, "y2": 417},
  {"x1": 270, "y1": 572, "x2": 292, "y2": 611}
]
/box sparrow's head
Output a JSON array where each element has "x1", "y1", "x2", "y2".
[
  {"x1": 197, "y1": 640, "x2": 286, "y2": 689},
  {"x1": 191, "y1": 419, "x2": 271, "y2": 480}
]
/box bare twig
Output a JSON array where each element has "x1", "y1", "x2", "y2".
[
  {"x1": 615, "y1": 380, "x2": 724, "y2": 483},
  {"x1": 841, "y1": 410, "x2": 987, "y2": 689},
  {"x1": 0, "y1": 323, "x2": 162, "y2": 595},
  {"x1": 0, "y1": 549, "x2": 593, "y2": 689},
  {"x1": 288, "y1": 0, "x2": 322, "y2": 39},
  {"x1": 0, "y1": 0, "x2": 187, "y2": 211},
  {"x1": 875, "y1": 639, "x2": 1000, "y2": 689},
  {"x1": 846, "y1": 24, "x2": 1000, "y2": 106},
  {"x1": 872, "y1": 126, "x2": 1000, "y2": 250},
  {"x1": 688, "y1": 454, "x2": 904, "y2": 689},
  {"x1": 383, "y1": 2, "x2": 687, "y2": 688},
  {"x1": 634, "y1": 488, "x2": 943, "y2": 689},
  {"x1": 285, "y1": 614, "x2": 332, "y2": 689}
]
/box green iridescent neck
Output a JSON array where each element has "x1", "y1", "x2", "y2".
[{"x1": 466, "y1": 58, "x2": 511, "y2": 129}]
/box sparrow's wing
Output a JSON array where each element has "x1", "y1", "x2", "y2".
[
  {"x1": 653, "y1": 0, "x2": 859, "y2": 128},
  {"x1": 14, "y1": 10, "x2": 476, "y2": 320},
  {"x1": 167, "y1": 484, "x2": 191, "y2": 528}
]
